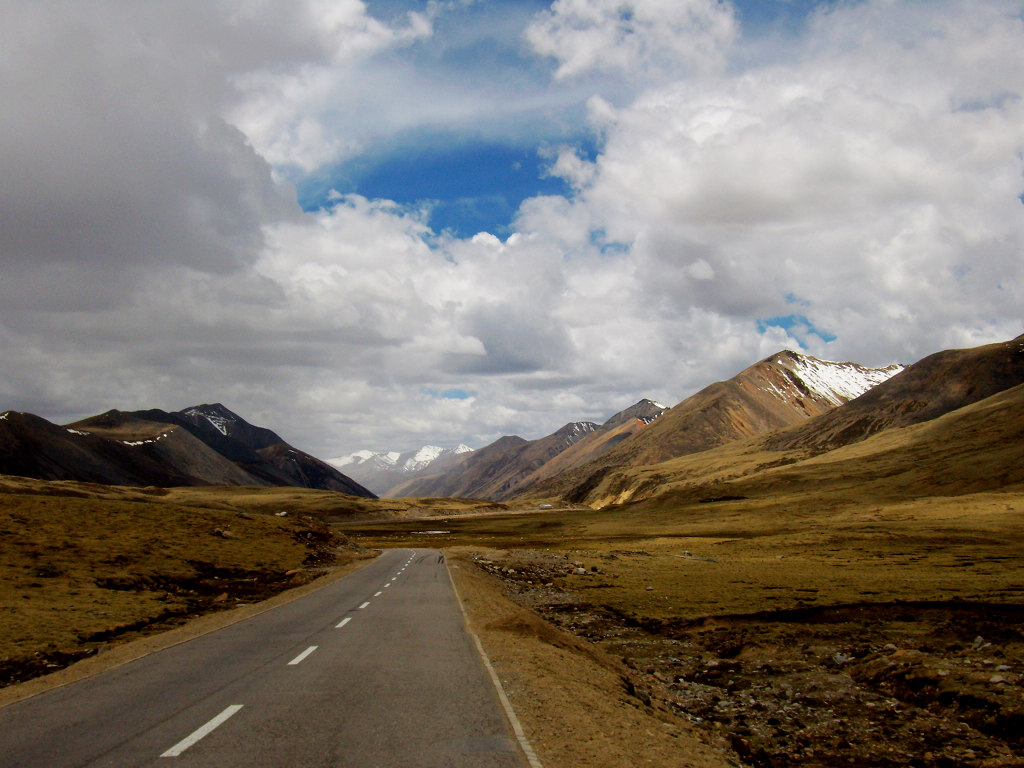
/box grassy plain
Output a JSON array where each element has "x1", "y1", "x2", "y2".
[{"x1": 344, "y1": 491, "x2": 1024, "y2": 766}]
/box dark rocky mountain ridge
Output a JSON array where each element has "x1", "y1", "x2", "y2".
[{"x1": 0, "y1": 404, "x2": 374, "y2": 497}]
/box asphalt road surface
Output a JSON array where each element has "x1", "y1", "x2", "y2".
[{"x1": 0, "y1": 548, "x2": 530, "y2": 767}]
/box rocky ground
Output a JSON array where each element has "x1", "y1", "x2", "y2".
[{"x1": 472, "y1": 549, "x2": 1024, "y2": 768}]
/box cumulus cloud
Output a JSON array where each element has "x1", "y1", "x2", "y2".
[
  {"x1": 525, "y1": 0, "x2": 738, "y2": 79},
  {"x1": 0, "y1": 1, "x2": 299, "y2": 311},
  {"x1": 547, "y1": 0, "x2": 1024, "y2": 363}
]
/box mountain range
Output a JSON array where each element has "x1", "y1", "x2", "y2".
[
  {"x1": 0, "y1": 403, "x2": 374, "y2": 497},
  {"x1": 540, "y1": 333, "x2": 1024, "y2": 509},
  {"x1": 4, "y1": 335, "x2": 1022, "y2": 507},
  {"x1": 341, "y1": 351, "x2": 906, "y2": 501}
]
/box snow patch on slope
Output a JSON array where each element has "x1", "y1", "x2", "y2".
[
  {"x1": 183, "y1": 406, "x2": 234, "y2": 436},
  {"x1": 773, "y1": 353, "x2": 904, "y2": 407}
]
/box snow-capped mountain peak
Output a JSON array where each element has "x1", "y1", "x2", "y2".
[
  {"x1": 326, "y1": 443, "x2": 474, "y2": 495},
  {"x1": 404, "y1": 445, "x2": 445, "y2": 471},
  {"x1": 327, "y1": 449, "x2": 400, "y2": 470},
  {"x1": 400, "y1": 444, "x2": 472, "y2": 472},
  {"x1": 769, "y1": 352, "x2": 904, "y2": 407}
]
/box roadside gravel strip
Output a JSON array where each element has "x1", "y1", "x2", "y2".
[{"x1": 448, "y1": 559, "x2": 543, "y2": 768}]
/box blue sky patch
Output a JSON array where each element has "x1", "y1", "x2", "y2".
[
  {"x1": 298, "y1": 139, "x2": 583, "y2": 238},
  {"x1": 422, "y1": 387, "x2": 474, "y2": 401},
  {"x1": 758, "y1": 314, "x2": 837, "y2": 346}
]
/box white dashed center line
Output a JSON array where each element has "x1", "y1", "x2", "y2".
[
  {"x1": 336, "y1": 617, "x2": 351, "y2": 629},
  {"x1": 358, "y1": 601, "x2": 370, "y2": 610},
  {"x1": 160, "y1": 704, "x2": 243, "y2": 757},
  {"x1": 287, "y1": 646, "x2": 318, "y2": 666}
]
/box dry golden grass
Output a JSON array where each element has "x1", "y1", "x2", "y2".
[
  {"x1": 0, "y1": 488, "x2": 305, "y2": 679},
  {"x1": 343, "y1": 488, "x2": 1024, "y2": 620},
  {"x1": 0, "y1": 474, "x2": 516, "y2": 686}
]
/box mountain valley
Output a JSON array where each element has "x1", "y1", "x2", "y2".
[{"x1": 3, "y1": 334, "x2": 1024, "y2": 768}]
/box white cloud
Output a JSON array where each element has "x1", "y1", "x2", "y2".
[
  {"x1": 525, "y1": 0, "x2": 738, "y2": 80},
  {"x1": 227, "y1": 1, "x2": 434, "y2": 172},
  {"x1": 550, "y1": 0, "x2": 1024, "y2": 364}
]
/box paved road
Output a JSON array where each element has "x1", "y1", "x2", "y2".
[{"x1": 0, "y1": 549, "x2": 528, "y2": 767}]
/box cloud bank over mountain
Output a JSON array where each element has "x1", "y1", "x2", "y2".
[{"x1": 1, "y1": 0, "x2": 1021, "y2": 458}]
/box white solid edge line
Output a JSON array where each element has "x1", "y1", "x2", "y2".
[
  {"x1": 287, "y1": 645, "x2": 318, "y2": 666},
  {"x1": 336, "y1": 617, "x2": 352, "y2": 629},
  {"x1": 445, "y1": 560, "x2": 543, "y2": 768},
  {"x1": 160, "y1": 704, "x2": 243, "y2": 757}
]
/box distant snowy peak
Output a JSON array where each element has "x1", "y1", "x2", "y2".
[
  {"x1": 769, "y1": 352, "x2": 904, "y2": 407},
  {"x1": 400, "y1": 444, "x2": 472, "y2": 472},
  {"x1": 329, "y1": 444, "x2": 471, "y2": 475},
  {"x1": 404, "y1": 445, "x2": 445, "y2": 471},
  {"x1": 328, "y1": 449, "x2": 400, "y2": 470}
]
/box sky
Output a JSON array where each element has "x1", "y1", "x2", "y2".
[{"x1": 1, "y1": 0, "x2": 1022, "y2": 460}]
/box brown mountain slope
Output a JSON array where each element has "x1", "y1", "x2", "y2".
[
  {"x1": 67, "y1": 410, "x2": 264, "y2": 486},
  {"x1": 0, "y1": 411, "x2": 255, "y2": 486},
  {"x1": 609, "y1": 381, "x2": 1024, "y2": 512},
  {"x1": 523, "y1": 352, "x2": 900, "y2": 503},
  {"x1": 389, "y1": 422, "x2": 602, "y2": 501},
  {"x1": 388, "y1": 435, "x2": 529, "y2": 498},
  {"x1": 387, "y1": 403, "x2": 668, "y2": 501},
  {"x1": 503, "y1": 399, "x2": 668, "y2": 495},
  {"x1": 255, "y1": 443, "x2": 373, "y2": 495},
  {"x1": 766, "y1": 333, "x2": 1024, "y2": 454}
]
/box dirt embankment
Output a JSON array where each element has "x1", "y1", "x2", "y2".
[
  {"x1": 465, "y1": 549, "x2": 1024, "y2": 768},
  {"x1": 448, "y1": 550, "x2": 735, "y2": 768}
]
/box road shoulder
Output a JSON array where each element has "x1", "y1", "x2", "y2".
[{"x1": 447, "y1": 548, "x2": 733, "y2": 768}]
